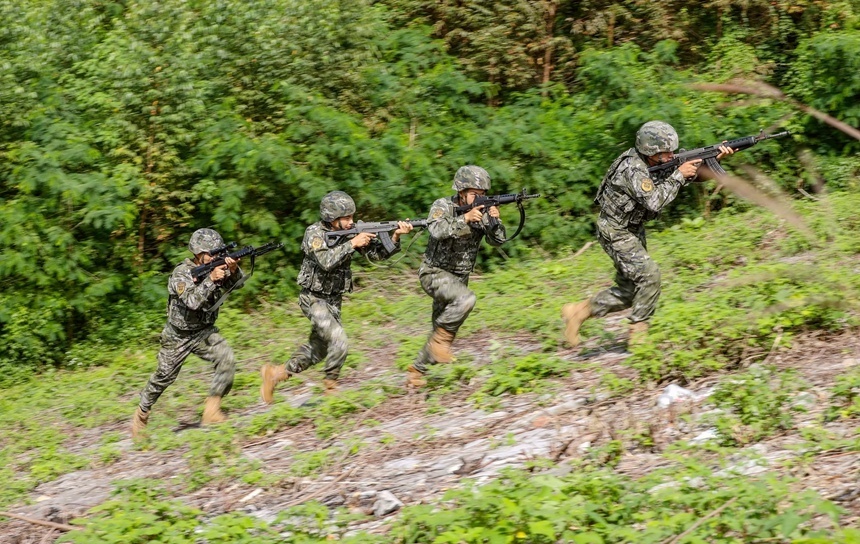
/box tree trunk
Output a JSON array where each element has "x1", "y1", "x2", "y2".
[
  {"x1": 541, "y1": 0, "x2": 558, "y2": 95},
  {"x1": 608, "y1": 9, "x2": 615, "y2": 47}
]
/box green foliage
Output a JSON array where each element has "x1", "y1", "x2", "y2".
[
  {"x1": 1, "y1": 0, "x2": 857, "y2": 378},
  {"x1": 61, "y1": 480, "x2": 204, "y2": 544},
  {"x1": 390, "y1": 463, "x2": 845, "y2": 543},
  {"x1": 708, "y1": 365, "x2": 808, "y2": 445},
  {"x1": 184, "y1": 427, "x2": 242, "y2": 490},
  {"x1": 474, "y1": 353, "x2": 576, "y2": 398},
  {"x1": 825, "y1": 366, "x2": 860, "y2": 421}
]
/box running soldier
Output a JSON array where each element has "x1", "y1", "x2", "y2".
[
  {"x1": 406, "y1": 165, "x2": 506, "y2": 387},
  {"x1": 259, "y1": 191, "x2": 413, "y2": 402},
  {"x1": 132, "y1": 228, "x2": 242, "y2": 437},
  {"x1": 561, "y1": 121, "x2": 733, "y2": 347}
]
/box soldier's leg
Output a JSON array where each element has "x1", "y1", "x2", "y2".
[
  {"x1": 589, "y1": 231, "x2": 640, "y2": 317},
  {"x1": 412, "y1": 296, "x2": 447, "y2": 372},
  {"x1": 192, "y1": 329, "x2": 236, "y2": 399},
  {"x1": 317, "y1": 299, "x2": 348, "y2": 383},
  {"x1": 285, "y1": 292, "x2": 331, "y2": 375},
  {"x1": 138, "y1": 326, "x2": 201, "y2": 413},
  {"x1": 426, "y1": 271, "x2": 476, "y2": 335},
  {"x1": 192, "y1": 329, "x2": 237, "y2": 424},
  {"x1": 413, "y1": 269, "x2": 475, "y2": 373}
]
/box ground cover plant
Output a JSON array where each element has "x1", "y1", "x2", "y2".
[{"x1": 1, "y1": 190, "x2": 859, "y2": 542}]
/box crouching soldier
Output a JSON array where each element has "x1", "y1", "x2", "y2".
[
  {"x1": 260, "y1": 191, "x2": 412, "y2": 402},
  {"x1": 407, "y1": 166, "x2": 506, "y2": 387},
  {"x1": 132, "y1": 228, "x2": 242, "y2": 437}
]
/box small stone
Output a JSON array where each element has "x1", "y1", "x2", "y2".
[
  {"x1": 372, "y1": 490, "x2": 403, "y2": 517},
  {"x1": 239, "y1": 488, "x2": 264, "y2": 503},
  {"x1": 531, "y1": 415, "x2": 553, "y2": 428},
  {"x1": 689, "y1": 429, "x2": 718, "y2": 444}
]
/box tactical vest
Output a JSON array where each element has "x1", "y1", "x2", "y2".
[
  {"x1": 594, "y1": 148, "x2": 659, "y2": 228},
  {"x1": 423, "y1": 197, "x2": 485, "y2": 275},
  {"x1": 297, "y1": 240, "x2": 353, "y2": 296},
  {"x1": 166, "y1": 262, "x2": 220, "y2": 331}
]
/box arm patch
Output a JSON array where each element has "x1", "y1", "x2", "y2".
[{"x1": 641, "y1": 178, "x2": 654, "y2": 192}]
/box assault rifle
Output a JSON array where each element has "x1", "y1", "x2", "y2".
[
  {"x1": 453, "y1": 189, "x2": 541, "y2": 241},
  {"x1": 191, "y1": 241, "x2": 284, "y2": 283},
  {"x1": 648, "y1": 130, "x2": 790, "y2": 177},
  {"x1": 325, "y1": 220, "x2": 430, "y2": 253}
]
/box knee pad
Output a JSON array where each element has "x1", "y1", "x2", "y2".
[{"x1": 462, "y1": 292, "x2": 477, "y2": 313}]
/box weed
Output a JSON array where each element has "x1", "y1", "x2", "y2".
[
  {"x1": 707, "y1": 365, "x2": 807, "y2": 445},
  {"x1": 825, "y1": 367, "x2": 860, "y2": 421}
]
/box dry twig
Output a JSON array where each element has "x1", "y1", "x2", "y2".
[{"x1": 0, "y1": 511, "x2": 80, "y2": 532}]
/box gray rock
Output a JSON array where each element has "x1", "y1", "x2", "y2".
[
  {"x1": 689, "y1": 429, "x2": 719, "y2": 445},
  {"x1": 372, "y1": 490, "x2": 403, "y2": 517}
]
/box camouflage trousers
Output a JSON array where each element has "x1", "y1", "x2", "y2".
[
  {"x1": 284, "y1": 289, "x2": 347, "y2": 380},
  {"x1": 139, "y1": 324, "x2": 236, "y2": 412},
  {"x1": 413, "y1": 265, "x2": 477, "y2": 372},
  {"x1": 589, "y1": 221, "x2": 661, "y2": 323}
]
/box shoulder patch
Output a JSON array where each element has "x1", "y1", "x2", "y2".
[
  {"x1": 176, "y1": 281, "x2": 186, "y2": 295},
  {"x1": 641, "y1": 178, "x2": 654, "y2": 193},
  {"x1": 311, "y1": 235, "x2": 324, "y2": 250},
  {"x1": 431, "y1": 208, "x2": 444, "y2": 220}
]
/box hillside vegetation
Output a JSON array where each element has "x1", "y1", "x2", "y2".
[
  {"x1": 1, "y1": 191, "x2": 859, "y2": 542},
  {"x1": 1, "y1": 0, "x2": 859, "y2": 378}
]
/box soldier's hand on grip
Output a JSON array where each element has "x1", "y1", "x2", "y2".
[
  {"x1": 487, "y1": 206, "x2": 500, "y2": 219},
  {"x1": 679, "y1": 159, "x2": 702, "y2": 179},
  {"x1": 464, "y1": 206, "x2": 485, "y2": 223},
  {"x1": 350, "y1": 232, "x2": 377, "y2": 248},
  {"x1": 210, "y1": 265, "x2": 228, "y2": 283}
]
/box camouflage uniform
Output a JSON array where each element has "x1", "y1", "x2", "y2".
[
  {"x1": 284, "y1": 192, "x2": 400, "y2": 380},
  {"x1": 589, "y1": 122, "x2": 688, "y2": 323},
  {"x1": 413, "y1": 166, "x2": 506, "y2": 373},
  {"x1": 138, "y1": 230, "x2": 243, "y2": 413}
]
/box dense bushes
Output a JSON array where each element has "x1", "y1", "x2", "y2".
[{"x1": 1, "y1": 0, "x2": 858, "y2": 380}]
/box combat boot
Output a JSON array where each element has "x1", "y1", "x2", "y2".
[
  {"x1": 260, "y1": 363, "x2": 290, "y2": 404},
  {"x1": 202, "y1": 396, "x2": 227, "y2": 425},
  {"x1": 131, "y1": 406, "x2": 149, "y2": 438},
  {"x1": 628, "y1": 321, "x2": 649, "y2": 347},
  {"x1": 322, "y1": 378, "x2": 339, "y2": 395},
  {"x1": 561, "y1": 300, "x2": 592, "y2": 347},
  {"x1": 406, "y1": 365, "x2": 427, "y2": 388},
  {"x1": 427, "y1": 328, "x2": 455, "y2": 364}
]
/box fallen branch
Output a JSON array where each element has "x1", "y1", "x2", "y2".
[
  {"x1": 281, "y1": 466, "x2": 356, "y2": 508},
  {"x1": 572, "y1": 241, "x2": 594, "y2": 259},
  {"x1": 661, "y1": 497, "x2": 738, "y2": 544},
  {"x1": 0, "y1": 511, "x2": 80, "y2": 532}
]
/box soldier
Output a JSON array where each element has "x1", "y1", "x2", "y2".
[
  {"x1": 132, "y1": 228, "x2": 242, "y2": 437},
  {"x1": 259, "y1": 191, "x2": 413, "y2": 402},
  {"x1": 561, "y1": 121, "x2": 733, "y2": 347},
  {"x1": 406, "y1": 165, "x2": 506, "y2": 387}
]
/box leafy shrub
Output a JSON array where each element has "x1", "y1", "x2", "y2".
[
  {"x1": 825, "y1": 367, "x2": 860, "y2": 421},
  {"x1": 708, "y1": 365, "x2": 807, "y2": 445}
]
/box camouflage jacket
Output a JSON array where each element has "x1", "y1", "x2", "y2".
[
  {"x1": 594, "y1": 148, "x2": 687, "y2": 229},
  {"x1": 422, "y1": 196, "x2": 506, "y2": 275},
  {"x1": 166, "y1": 259, "x2": 244, "y2": 331},
  {"x1": 297, "y1": 221, "x2": 399, "y2": 296}
]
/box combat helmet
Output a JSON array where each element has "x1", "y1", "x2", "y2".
[
  {"x1": 635, "y1": 121, "x2": 679, "y2": 156},
  {"x1": 188, "y1": 228, "x2": 225, "y2": 255},
  {"x1": 320, "y1": 191, "x2": 356, "y2": 223},
  {"x1": 452, "y1": 165, "x2": 491, "y2": 192}
]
